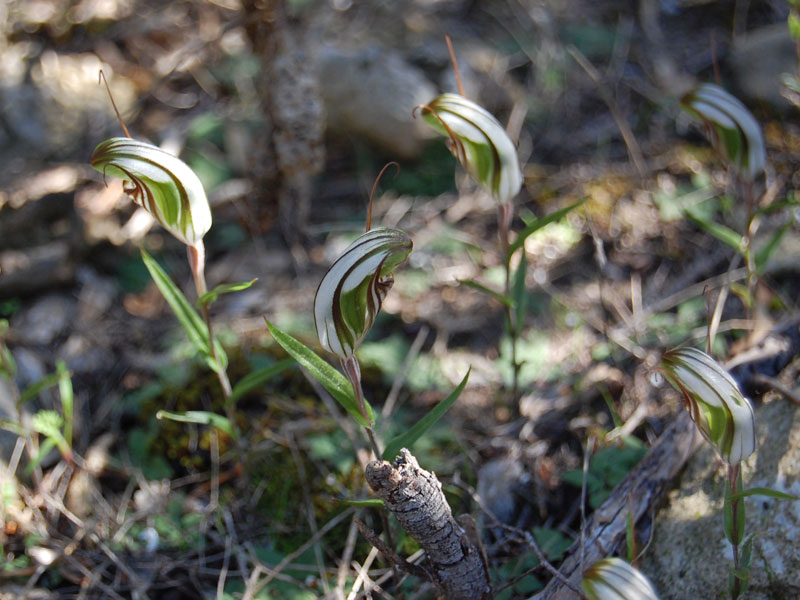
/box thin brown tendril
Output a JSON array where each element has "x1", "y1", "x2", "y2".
[
  {"x1": 366, "y1": 162, "x2": 400, "y2": 232},
  {"x1": 445, "y1": 33, "x2": 465, "y2": 97},
  {"x1": 413, "y1": 104, "x2": 466, "y2": 165},
  {"x1": 99, "y1": 69, "x2": 131, "y2": 138}
]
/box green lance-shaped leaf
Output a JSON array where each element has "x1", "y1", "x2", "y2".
[
  {"x1": 382, "y1": 368, "x2": 470, "y2": 461},
  {"x1": 421, "y1": 93, "x2": 523, "y2": 205},
  {"x1": 265, "y1": 320, "x2": 372, "y2": 427},
  {"x1": 581, "y1": 557, "x2": 660, "y2": 600},
  {"x1": 314, "y1": 228, "x2": 412, "y2": 361},
  {"x1": 681, "y1": 83, "x2": 766, "y2": 181},
  {"x1": 91, "y1": 137, "x2": 212, "y2": 247},
  {"x1": 661, "y1": 347, "x2": 756, "y2": 466}
]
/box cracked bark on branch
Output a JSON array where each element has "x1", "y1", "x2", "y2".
[
  {"x1": 532, "y1": 409, "x2": 702, "y2": 599},
  {"x1": 365, "y1": 449, "x2": 492, "y2": 600}
]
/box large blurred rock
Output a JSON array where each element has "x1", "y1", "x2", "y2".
[
  {"x1": 318, "y1": 46, "x2": 438, "y2": 159},
  {"x1": 642, "y1": 396, "x2": 800, "y2": 599}
]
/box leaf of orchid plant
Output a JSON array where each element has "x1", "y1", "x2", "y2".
[
  {"x1": 661, "y1": 347, "x2": 756, "y2": 466},
  {"x1": 156, "y1": 410, "x2": 235, "y2": 438},
  {"x1": 18, "y1": 372, "x2": 62, "y2": 406},
  {"x1": 56, "y1": 361, "x2": 73, "y2": 449},
  {"x1": 382, "y1": 368, "x2": 470, "y2": 461},
  {"x1": 421, "y1": 93, "x2": 522, "y2": 205},
  {"x1": 230, "y1": 358, "x2": 294, "y2": 404},
  {"x1": 457, "y1": 279, "x2": 512, "y2": 307},
  {"x1": 512, "y1": 251, "x2": 528, "y2": 329},
  {"x1": 197, "y1": 279, "x2": 258, "y2": 308},
  {"x1": 724, "y1": 473, "x2": 746, "y2": 545},
  {"x1": 684, "y1": 211, "x2": 742, "y2": 251},
  {"x1": 342, "y1": 498, "x2": 385, "y2": 508},
  {"x1": 265, "y1": 320, "x2": 373, "y2": 427},
  {"x1": 91, "y1": 137, "x2": 212, "y2": 247},
  {"x1": 680, "y1": 83, "x2": 766, "y2": 181},
  {"x1": 755, "y1": 221, "x2": 792, "y2": 273},
  {"x1": 140, "y1": 249, "x2": 227, "y2": 373},
  {"x1": 508, "y1": 199, "x2": 585, "y2": 257},
  {"x1": 729, "y1": 487, "x2": 800, "y2": 502},
  {"x1": 0, "y1": 320, "x2": 15, "y2": 380},
  {"x1": 314, "y1": 228, "x2": 412, "y2": 361}
]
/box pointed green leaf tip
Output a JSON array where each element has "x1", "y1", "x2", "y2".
[
  {"x1": 661, "y1": 347, "x2": 756, "y2": 466},
  {"x1": 314, "y1": 228, "x2": 412, "y2": 361},
  {"x1": 680, "y1": 83, "x2": 765, "y2": 181},
  {"x1": 421, "y1": 93, "x2": 523, "y2": 205},
  {"x1": 91, "y1": 137, "x2": 212, "y2": 247},
  {"x1": 581, "y1": 557, "x2": 660, "y2": 600}
]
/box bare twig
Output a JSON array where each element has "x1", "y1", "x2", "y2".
[
  {"x1": 365, "y1": 450, "x2": 492, "y2": 600},
  {"x1": 532, "y1": 409, "x2": 702, "y2": 599},
  {"x1": 353, "y1": 517, "x2": 431, "y2": 580},
  {"x1": 752, "y1": 374, "x2": 800, "y2": 406}
]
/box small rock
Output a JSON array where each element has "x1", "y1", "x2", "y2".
[
  {"x1": 12, "y1": 293, "x2": 76, "y2": 346},
  {"x1": 318, "y1": 45, "x2": 438, "y2": 159}
]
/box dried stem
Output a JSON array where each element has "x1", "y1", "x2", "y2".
[
  {"x1": 445, "y1": 34, "x2": 465, "y2": 97},
  {"x1": 365, "y1": 450, "x2": 492, "y2": 600}
]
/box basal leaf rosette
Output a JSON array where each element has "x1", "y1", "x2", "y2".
[
  {"x1": 91, "y1": 137, "x2": 212, "y2": 247},
  {"x1": 660, "y1": 347, "x2": 756, "y2": 466},
  {"x1": 314, "y1": 228, "x2": 412, "y2": 361},
  {"x1": 420, "y1": 93, "x2": 522, "y2": 205},
  {"x1": 581, "y1": 557, "x2": 660, "y2": 600},
  {"x1": 680, "y1": 83, "x2": 765, "y2": 181}
]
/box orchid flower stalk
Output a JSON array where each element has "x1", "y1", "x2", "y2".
[
  {"x1": 660, "y1": 346, "x2": 756, "y2": 599},
  {"x1": 420, "y1": 89, "x2": 526, "y2": 399},
  {"x1": 314, "y1": 227, "x2": 412, "y2": 456},
  {"x1": 91, "y1": 136, "x2": 232, "y2": 400},
  {"x1": 680, "y1": 83, "x2": 767, "y2": 316}
]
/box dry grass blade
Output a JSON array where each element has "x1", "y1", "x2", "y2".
[{"x1": 243, "y1": 507, "x2": 355, "y2": 599}]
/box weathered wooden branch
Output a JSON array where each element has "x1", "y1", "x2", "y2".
[
  {"x1": 365, "y1": 449, "x2": 492, "y2": 600},
  {"x1": 532, "y1": 409, "x2": 702, "y2": 599}
]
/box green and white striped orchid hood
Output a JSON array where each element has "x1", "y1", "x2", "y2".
[
  {"x1": 421, "y1": 93, "x2": 522, "y2": 206},
  {"x1": 91, "y1": 137, "x2": 212, "y2": 247},
  {"x1": 680, "y1": 83, "x2": 766, "y2": 182},
  {"x1": 661, "y1": 347, "x2": 756, "y2": 466},
  {"x1": 314, "y1": 228, "x2": 412, "y2": 361},
  {"x1": 581, "y1": 557, "x2": 660, "y2": 600}
]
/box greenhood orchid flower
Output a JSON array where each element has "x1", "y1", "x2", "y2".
[
  {"x1": 680, "y1": 83, "x2": 765, "y2": 181},
  {"x1": 661, "y1": 347, "x2": 756, "y2": 466},
  {"x1": 314, "y1": 228, "x2": 412, "y2": 361},
  {"x1": 420, "y1": 93, "x2": 522, "y2": 205},
  {"x1": 581, "y1": 557, "x2": 660, "y2": 600},
  {"x1": 91, "y1": 137, "x2": 212, "y2": 248}
]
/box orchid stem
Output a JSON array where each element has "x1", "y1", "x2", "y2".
[
  {"x1": 500, "y1": 202, "x2": 520, "y2": 404},
  {"x1": 728, "y1": 463, "x2": 743, "y2": 600},
  {"x1": 341, "y1": 355, "x2": 382, "y2": 460},
  {"x1": 188, "y1": 243, "x2": 234, "y2": 408}
]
